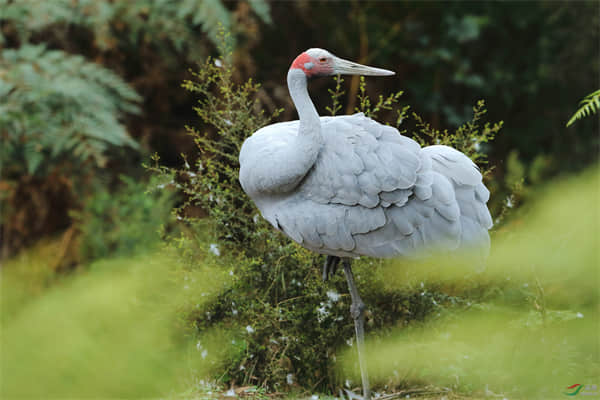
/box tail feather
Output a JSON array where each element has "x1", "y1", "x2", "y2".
[{"x1": 422, "y1": 145, "x2": 493, "y2": 253}]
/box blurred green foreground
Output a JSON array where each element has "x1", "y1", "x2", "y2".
[
  {"x1": 346, "y1": 166, "x2": 600, "y2": 398},
  {"x1": 1, "y1": 166, "x2": 598, "y2": 399},
  {"x1": 1, "y1": 251, "x2": 230, "y2": 398}
]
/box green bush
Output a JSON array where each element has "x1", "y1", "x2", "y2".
[
  {"x1": 73, "y1": 175, "x2": 176, "y2": 262},
  {"x1": 0, "y1": 0, "x2": 272, "y2": 257},
  {"x1": 152, "y1": 34, "x2": 504, "y2": 395},
  {"x1": 0, "y1": 43, "x2": 142, "y2": 256}
]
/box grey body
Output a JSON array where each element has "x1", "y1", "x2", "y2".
[{"x1": 239, "y1": 112, "x2": 492, "y2": 259}]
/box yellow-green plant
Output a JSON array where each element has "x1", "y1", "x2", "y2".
[{"x1": 566, "y1": 89, "x2": 600, "y2": 127}]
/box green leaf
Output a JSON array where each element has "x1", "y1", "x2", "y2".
[
  {"x1": 566, "y1": 89, "x2": 600, "y2": 127},
  {"x1": 248, "y1": 0, "x2": 272, "y2": 24},
  {"x1": 23, "y1": 141, "x2": 43, "y2": 175}
]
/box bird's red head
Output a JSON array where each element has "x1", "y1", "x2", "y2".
[
  {"x1": 290, "y1": 49, "x2": 335, "y2": 77},
  {"x1": 290, "y1": 48, "x2": 396, "y2": 79}
]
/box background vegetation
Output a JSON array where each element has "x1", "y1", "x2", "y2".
[{"x1": 1, "y1": 1, "x2": 598, "y2": 399}]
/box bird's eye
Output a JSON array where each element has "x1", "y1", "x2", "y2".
[{"x1": 319, "y1": 57, "x2": 327, "y2": 63}]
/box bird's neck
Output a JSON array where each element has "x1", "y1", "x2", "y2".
[{"x1": 287, "y1": 69, "x2": 322, "y2": 143}]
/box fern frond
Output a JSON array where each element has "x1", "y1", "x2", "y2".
[
  {"x1": 566, "y1": 89, "x2": 600, "y2": 127},
  {"x1": 0, "y1": 0, "x2": 255, "y2": 52},
  {"x1": 0, "y1": 44, "x2": 141, "y2": 177},
  {"x1": 248, "y1": 0, "x2": 273, "y2": 24}
]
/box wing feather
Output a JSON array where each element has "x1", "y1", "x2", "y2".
[
  {"x1": 422, "y1": 145, "x2": 493, "y2": 241},
  {"x1": 423, "y1": 145, "x2": 481, "y2": 186},
  {"x1": 250, "y1": 115, "x2": 492, "y2": 259},
  {"x1": 301, "y1": 113, "x2": 420, "y2": 208}
]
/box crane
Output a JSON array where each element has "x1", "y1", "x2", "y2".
[{"x1": 238, "y1": 48, "x2": 493, "y2": 400}]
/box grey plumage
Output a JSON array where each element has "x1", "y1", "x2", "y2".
[{"x1": 240, "y1": 113, "x2": 492, "y2": 259}]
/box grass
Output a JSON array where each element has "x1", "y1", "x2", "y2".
[
  {"x1": 0, "y1": 240, "x2": 483, "y2": 400},
  {"x1": 1, "y1": 236, "x2": 63, "y2": 324},
  {"x1": 0, "y1": 244, "x2": 229, "y2": 399},
  {"x1": 1, "y1": 166, "x2": 598, "y2": 399}
]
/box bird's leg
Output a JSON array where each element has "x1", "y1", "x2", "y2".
[
  {"x1": 322, "y1": 255, "x2": 341, "y2": 281},
  {"x1": 342, "y1": 259, "x2": 371, "y2": 400}
]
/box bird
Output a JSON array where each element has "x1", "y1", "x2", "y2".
[{"x1": 238, "y1": 48, "x2": 493, "y2": 400}]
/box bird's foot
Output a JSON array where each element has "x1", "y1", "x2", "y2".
[
  {"x1": 322, "y1": 255, "x2": 341, "y2": 281},
  {"x1": 339, "y1": 388, "x2": 369, "y2": 400}
]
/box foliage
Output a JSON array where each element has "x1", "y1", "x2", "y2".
[
  {"x1": 0, "y1": 237, "x2": 65, "y2": 324},
  {"x1": 0, "y1": 0, "x2": 271, "y2": 51},
  {"x1": 165, "y1": 31, "x2": 284, "y2": 247},
  {"x1": 3, "y1": 167, "x2": 596, "y2": 399},
  {"x1": 72, "y1": 175, "x2": 177, "y2": 263},
  {"x1": 326, "y1": 75, "x2": 345, "y2": 116},
  {"x1": 1, "y1": 249, "x2": 224, "y2": 399},
  {"x1": 355, "y1": 75, "x2": 405, "y2": 120},
  {"x1": 409, "y1": 99, "x2": 503, "y2": 175},
  {"x1": 0, "y1": 44, "x2": 140, "y2": 177},
  {"x1": 566, "y1": 89, "x2": 600, "y2": 127},
  {"x1": 0, "y1": 0, "x2": 273, "y2": 257},
  {"x1": 0, "y1": 43, "x2": 142, "y2": 256}
]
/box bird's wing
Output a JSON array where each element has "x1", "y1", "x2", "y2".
[
  {"x1": 239, "y1": 121, "x2": 312, "y2": 196},
  {"x1": 272, "y1": 114, "x2": 459, "y2": 256},
  {"x1": 259, "y1": 114, "x2": 491, "y2": 259},
  {"x1": 354, "y1": 145, "x2": 493, "y2": 259},
  {"x1": 299, "y1": 113, "x2": 427, "y2": 208}
]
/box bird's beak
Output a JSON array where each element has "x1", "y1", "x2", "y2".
[{"x1": 333, "y1": 56, "x2": 395, "y2": 76}]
